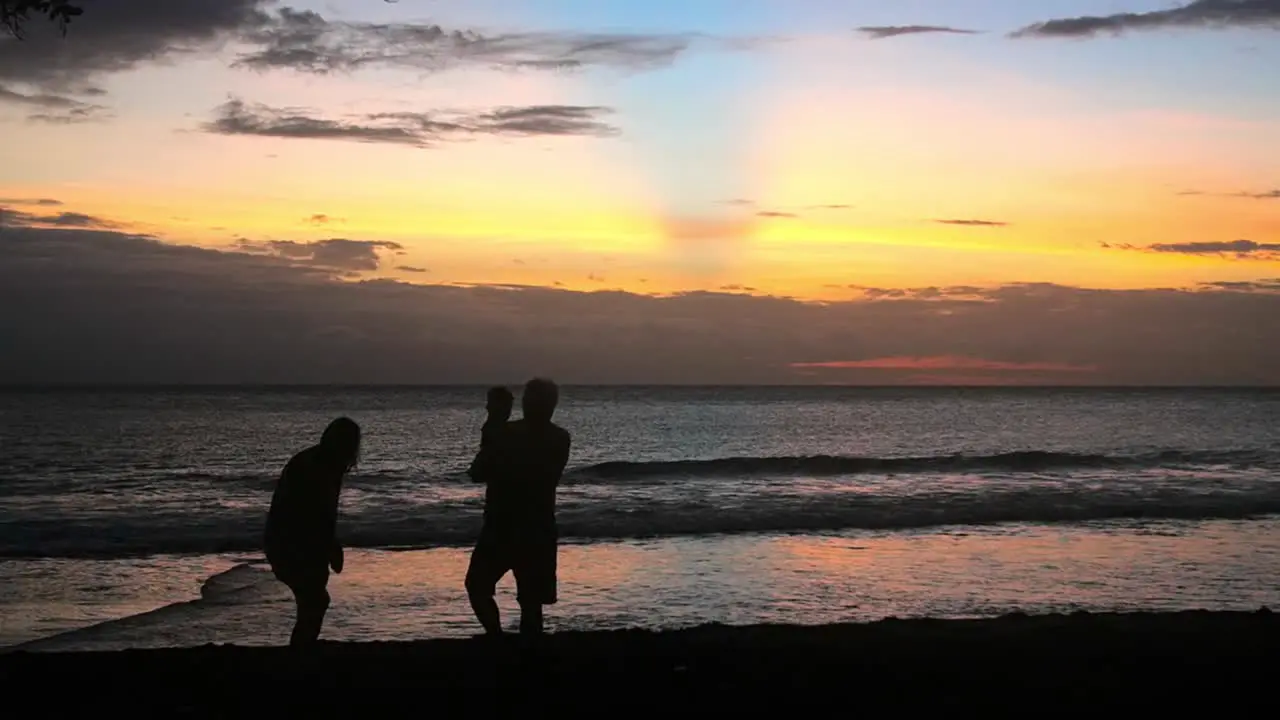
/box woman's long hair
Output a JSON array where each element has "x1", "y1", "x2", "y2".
[{"x1": 319, "y1": 416, "x2": 361, "y2": 472}]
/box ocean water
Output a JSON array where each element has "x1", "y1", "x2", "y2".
[{"x1": 2, "y1": 386, "x2": 1279, "y2": 651}]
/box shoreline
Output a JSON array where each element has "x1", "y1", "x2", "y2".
[{"x1": 3, "y1": 610, "x2": 1277, "y2": 713}]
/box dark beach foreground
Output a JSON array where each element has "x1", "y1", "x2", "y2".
[{"x1": 3, "y1": 610, "x2": 1277, "y2": 715}]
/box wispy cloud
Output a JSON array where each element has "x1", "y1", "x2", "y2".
[
  {"x1": 1150, "y1": 239, "x2": 1280, "y2": 256},
  {"x1": 205, "y1": 98, "x2": 424, "y2": 146},
  {"x1": 791, "y1": 356, "x2": 1097, "y2": 373},
  {"x1": 839, "y1": 285, "x2": 990, "y2": 302},
  {"x1": 1201, "y1": 278, "x2": 1280, "y2": 292},
  {"x1": 0, "y1": 197, "x2": 62, "y2": 207},
  {"x1": 934, "y1": 219, "x2": 1009, "y2": 227},
  {"x1": 1177, "y1": 188, "x2": 1280, "y2": 199},
  {"x1": 857, "y1": 25, "x2": 979, "y2": 39},
  {"x1": 1103, "y1": 239, "x2": 1280, "y2": 260},
  {"x1": 463, "y1": 105, "x2": 619, "y2": 137},
  {"x1": 0, "y1": 83, "x2": 110, "y2": 123},
  {"x1": 0, "y1": 205, "x2": 117, "y2": 229},
  {"x1": 203, "y1": 97, "x2": 618, "y2": 147},
  {"x1": 235, "y1": 238, "x2": 404, "y2": 273},
  {"x1": 305, "y1": 213, "x2": 344, "y2": 225},
  {"x1": 1013, "y1": 0, "x2": 1280, "y2": 39},
  {"x1": 235, "y1": 7, "x2": 705, "y2": 75},
  {"x1": 724, "y1": 202, "x2": 851, "y2": 216},
  {"x1": 26, "y1": 106, "x2": 114, "y2": 124}
]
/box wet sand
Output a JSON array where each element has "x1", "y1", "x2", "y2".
[{"x1": 2, "y1": 610, "x2": 1276, "y2": 714}]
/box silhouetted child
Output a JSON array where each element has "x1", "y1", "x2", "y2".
[
  {"x1": 264, "y1": 417, "x2": 360, "y2": 649},
  {"x1": 483, "y1": 385, "x2": 514, "y2": 443},
  {"x1": 468, "y1": 386, "x2": 513, "y2": 482}
]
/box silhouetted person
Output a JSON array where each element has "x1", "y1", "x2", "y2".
[
  {"x1": 468, "y1": 386, "x2": 513, "y2": 481},
  {"x1": 465, "y1": 378, "x2": 571, "y2": 640},
  {"x1": 264, "y1": 417, "x2": 360, "y2": 649}
]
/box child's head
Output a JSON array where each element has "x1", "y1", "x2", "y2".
[{"x1": 486, "y1": 386, "x2": 514, "y2": 419}]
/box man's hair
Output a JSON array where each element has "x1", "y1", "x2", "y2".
[
  {"x1": 522, "y1": 377, "x2": 559, "y2": 422},
  {"x1": 487, "y1": 386, "x2": 514, "y2": 405}
]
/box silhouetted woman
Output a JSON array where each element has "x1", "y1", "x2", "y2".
[{"x1": 264, "y1": 417, "x2": 360, "y2": 648}]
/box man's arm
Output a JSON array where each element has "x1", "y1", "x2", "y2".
[
  {"x1": 467, "y1": 447, "x2": 493, "y2": 483},
  {"x1": 330, "y1": 538, "x2": 344, "y2": 573}
]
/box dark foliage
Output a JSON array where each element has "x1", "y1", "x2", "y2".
[{"x1": 1, "y1": 0, "x2": 82, "y2": 39}]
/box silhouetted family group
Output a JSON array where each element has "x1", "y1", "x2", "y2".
[{"x1": 263, "y1": 378, "x2": 571, "y2": 648}]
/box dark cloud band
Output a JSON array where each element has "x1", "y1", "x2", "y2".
[
  {"x1": 0, "y1": 0, "x2": 269, "y2": 90},
  {"x1": 2, "y1": 223, "x2": 1278, "y2": 385}
]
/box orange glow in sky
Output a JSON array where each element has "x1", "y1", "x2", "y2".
[{"x1": 2, "y1": 0, "x2": 1278, "y2": 301}]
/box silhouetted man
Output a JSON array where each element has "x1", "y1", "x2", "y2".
[
  {"x1": 265, "y1": 417, "x2": 360, "y2": 648},
  {"x1": 466, "y1": 378, "x2": 571, "y2": 640}
]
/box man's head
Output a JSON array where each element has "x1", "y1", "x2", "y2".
[
  {"x1": 522, "y1": 377, "x2": 559, "y2": 424},
  {"x1": 486, "y1": 386, "x2": 514, "y2": 420}
]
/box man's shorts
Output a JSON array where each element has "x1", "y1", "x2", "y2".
[{"x1": 465, "y1": 526, "x2": 558, "y2": 605}]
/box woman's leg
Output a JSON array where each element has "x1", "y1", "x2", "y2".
[
  {"x1": 289, "y1": 581, "x2": 331, "y2": 648},
  {"x1": 275, "y1": 558, "x2": 331, "y2": 649}
]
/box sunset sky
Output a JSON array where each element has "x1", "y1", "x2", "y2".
[{"x1": 1, "y1": 0, "x2": 1277, "y2": 385}]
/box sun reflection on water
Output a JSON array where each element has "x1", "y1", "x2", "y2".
[{"x1": 7, "y1": 517, "x2": 1278, "y2": 652}]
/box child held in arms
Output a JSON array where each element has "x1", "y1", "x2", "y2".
[{"x1": 469, "y1": 386, "x2": 513, "y2": 482}]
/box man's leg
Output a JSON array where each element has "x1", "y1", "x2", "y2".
[
  {"x1": 514, "y1": 536, "x2": 557, "y2": 638},
  {"x1": 518, "y1": 601, "x2": 544, "y2": 636},
  {"x1": 465, "y1": 534, "x2": 509, "y2": 636}
]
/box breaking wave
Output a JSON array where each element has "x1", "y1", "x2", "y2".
[{"x1": 566, "y1": 450, "x2": 1274, "y2": 481}]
